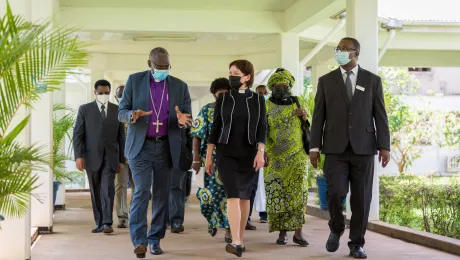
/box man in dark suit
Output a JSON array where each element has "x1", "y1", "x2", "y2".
[
  {"x1": 118, "y1": 47, "x2": 193, "y2": 258},
  {"x1": 73, "y1": 79, "x2": 125, "y2": 234},
  {"x1": 310, "y1": 37, "x2": 390, "y2": 259}
]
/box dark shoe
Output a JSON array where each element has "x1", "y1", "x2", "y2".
[
  {"x1": 293, "y1": 235, "x2": 309, "y2": 247},
  {"x1": 91, "y1": 225, "x2": 103, "y2": 233},
  {"x1": 225, "y1": 244, "x2": 243, "y2": 257},
  {"x1": 224, "y1": 229, "x2": 232, "y2": 243},
  {"x1": 326, "y1": 232, "x2": 343, "y2": 252},
  {"x1": 259, "y1": 218, "x2": 268, "y2": 223},
  {"x1": 117, "y1": 219, "x2": 127, "y2": 228},
  {"x1": 242, "y1": 246, "x2": 246, "y2": 252},
  {"x1": 245, "y1": 221, "x2": 257, "y2": 230},
  {"x1": 103, "y1": 224, "x2": 114, "y2": 234},
  {"x1": 150, "y1": 244, "x2": 163, "y2": 255},
  {"x1": 134, "y1": 244, "x2": 147, "y2": 259},
  {"x1": 276, "y1": 231, "x2": 288, "y2": 245},
  {"x1": 208, "y1": 227, "x2": 218, "y2": 237},
  {"x1": 349, "y1": 246, "x2": 367, "y2": 259},
  {"x1": 171, "y1": 224, "x2": 185, "y2": 233}
]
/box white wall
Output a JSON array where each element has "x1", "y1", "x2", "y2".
[{"x1": 410, "y1": 68, "x2": 460, "y2": 95}]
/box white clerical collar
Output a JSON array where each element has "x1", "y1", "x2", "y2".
[{"x1": 238, "y1": 89, "x2": 245, "y2": 94}]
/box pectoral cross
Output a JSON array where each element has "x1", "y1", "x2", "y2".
[{"x1": 153, "y1": 120, "x2": 163, "y2": 133}]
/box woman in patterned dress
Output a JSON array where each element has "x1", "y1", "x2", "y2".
[
  {"x1": 191, "y1": 78, "x2": 232, "y2": 242},
  {"x1": 264, "y1": 68, "x2": 310, "y2": 246}
]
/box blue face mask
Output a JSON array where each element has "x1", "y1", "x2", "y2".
[
  {"x1": 152, "y1": 69, "x2": 169, "y2": 81},
  {"x1": 264, "y1": 95, "x2": 269, "y2": 100},
  {"x1": 335, "y1": 51, "x2": 351, "y2": 66}
]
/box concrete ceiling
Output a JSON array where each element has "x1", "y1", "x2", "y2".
[{"x1": 59, "y1": 0, "x2": 299, "y2": 12}]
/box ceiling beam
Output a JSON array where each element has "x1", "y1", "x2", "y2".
[
  {"x1": 58, "y1": 7, "x2": 283, "y2": 34},
  {"x1": 284, "y1": 0, "x2": 345, "y2": 33}
]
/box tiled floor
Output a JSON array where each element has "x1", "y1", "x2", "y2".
[{"x1": 32, "y1": 192, "x2": 459, "y2": 260}]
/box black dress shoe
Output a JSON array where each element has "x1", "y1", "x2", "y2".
[
  {"x1": 91, "y1": 225, "x2": 103, "y2": 233},
  {"x1": 245, "y1": 222, "x2": 257, "y2": 230},
  {"x1": 225, "y1": 244, "x2": 243, "y2": 257},
  {"x1": 349, "y1": 246, "x2": 367, "y2": 259},
  {"x1": 150, "y1": 244, "x2": 163, "y2": 255},
  {"x1": 276, "y1": 231, "x2": 288, "y2": 245},
  {"x1": 103, "y1": 224, "x2": 114, "y2": 234},
  {"x1": 134, "y1": 244, "x2": 147, "y2": 258},
  {"x1": 171, "y1": 224, "x2": 185, "y2": 233},
  {"x1": 326, "y1": 232, "x2": 342, "y2": 252}
]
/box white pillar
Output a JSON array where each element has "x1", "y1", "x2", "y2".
[
  {"x1": 346, "y1": 0, "x2": 380, "y2": 221},
  {"x1": 311, "y1": 64, "x2": 331, "y2": 92},
  {"x1": 279, "y1": 33, "x2": 301, "y2": 95}
]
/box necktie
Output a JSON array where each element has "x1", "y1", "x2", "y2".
[
  {"x1": 346, "y1": 71, "x2": 353, "y2": 101},
  {"x1": 101, "y1": 104, "x2": 106, "y2": 121}
]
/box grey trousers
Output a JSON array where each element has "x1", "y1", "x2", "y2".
[
  {"x1": 114, "y1": 163, "x2": 129, "y2": 221},
  {"x1": 168, "y1": 169, "x2": 187, "y2": 226},
  {"x1": 129, "y1": 140, "x2": 172, "y2": 246}
]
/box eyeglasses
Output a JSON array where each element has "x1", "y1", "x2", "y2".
[
  {"x1": 334, "y1": 46, "x2": 357, "y2": 53},
  {"x1": 151, "y1": 63, "x2": 171, "y2": 70}
]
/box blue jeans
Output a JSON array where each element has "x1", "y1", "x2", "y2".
[{"x1": 129, "y1": 140, "x2": 172, "y2": 246}]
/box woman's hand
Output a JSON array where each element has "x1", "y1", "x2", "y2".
[
  {"x1": 253, "y1": 151, "x2": 265, "y2": 171},
  {"x1": 192, "y1": 160, "x2": 201, "y2": 173},
  {"x1": 205, "y1": 157, "x2": 213, "y2": 176},
  {"x1": 295, "y1": 107, "x2": 307, "y2": 120}
]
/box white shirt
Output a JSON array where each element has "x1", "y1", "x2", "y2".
[
  {"x1": 310, "y1": 65, "x2": 359, "y2": 153},
  {"x1": 96, "y1": 100, "x2": 108, "y2": 118}
]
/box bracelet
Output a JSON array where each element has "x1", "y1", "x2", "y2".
[
  {"x1": 192, "y1": 161, "x2": 201, "y2": 164},
  {"x1": 257, "y1": 148, "x2": 265, "y2": 152}
]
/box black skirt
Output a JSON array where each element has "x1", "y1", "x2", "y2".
[{"x1": 216, "y1": 153, "x2": 258, "y2": 200}]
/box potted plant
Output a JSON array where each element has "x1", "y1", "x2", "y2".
[{"x1": 0, "y1": 2, "x2": 88, "y2": 223}]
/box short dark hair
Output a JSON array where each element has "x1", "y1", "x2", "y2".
[
  {"x1": 150, "y1": 47, "x2": 169, "y2": 58},
  {"x1": 94, "y1": 79, "x2": 111, "y2": 91},
  {"x1": 256, "y1": 85, "x2": 267, "y2": 91},
  {"x1": 229, "y1": 59, "x2": 255, "y2": 88},
  {"x1": 210, "y1": 77, "x2": 231, "y2": 95},
  {"x1": 341, "y1": 37, "x2": 361, "y2": 52}
]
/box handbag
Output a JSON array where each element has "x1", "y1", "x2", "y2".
[
  {"x1": 178, "y1": 127, "x2": 193, "y2": 171},
  {"x1": 293, "y1": 96, "x2": 311, "y2": 155}
]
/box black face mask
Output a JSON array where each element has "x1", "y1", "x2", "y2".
[
  {"x1": 272, "y1": 87, "x2": 291, "y2": 99},
  {"x1": 229, "y1": 75, "x2": 243, "y2": 90}
]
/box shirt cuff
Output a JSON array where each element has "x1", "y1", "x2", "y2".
[{"x1": 309, "y1": 148, "x2": 320, "y2": 152}]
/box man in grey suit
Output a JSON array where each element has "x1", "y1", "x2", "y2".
[
  {"x1": 118, "y1": 47, "x2": 193, "y2": 258},
  {"x1": 73, "y1": 79, "x2": 125, "y2": 234},
  {"x1": 310, "y1": 37, "x2": 390, "y2": 259}
]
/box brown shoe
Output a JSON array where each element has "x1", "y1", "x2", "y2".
[
  {"x1": 245, "y1": 222, "x2": 257, "y2": 230},
  {"x1": 134, "y1": 244, "x2": 147, "y2": 258}
]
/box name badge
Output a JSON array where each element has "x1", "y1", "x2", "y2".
[{"x1": 356, "y1": 86, "x2": 365, "y2": 92}]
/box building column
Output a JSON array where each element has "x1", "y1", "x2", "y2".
[
  {"x1": 279, "y1": 33, "x2": 301, "y2": 95},
  {"x1": 311, "y1": 64, "x2": 331, "y2": 92},
  {"x1": 346, "y1": 0, "x2": 380, "y2": 221},
  {"x1": 0, "y1": 0, "x2": 56, "y2": 259}
]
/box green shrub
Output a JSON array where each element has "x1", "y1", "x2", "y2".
[{"x1": 379, "y1": 176, "x2": 460, "y2": 239}]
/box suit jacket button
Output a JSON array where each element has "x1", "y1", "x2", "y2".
[
  {"x1": 349, "y1": 126, "x2": 352, "y2": 128},
  {"x1": 349, "y1": 112, "x2": 352, "y2": 115}
]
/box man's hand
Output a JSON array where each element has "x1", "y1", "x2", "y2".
[
  {"x1": 192, "y1": 160, "x2": 201, "y2": 173},
  {"x1": 310, "y1": 151, "x2": 320, "y2": 168},
  {"x1": 295, "y1": 107, "x2": 307, "y2": 120},
  {"x1": 379, "y1": 149, "x2": 390, "y2": 168},
  {"x1": 76, "y1": 158, "x2": 84, "y2": 172},
  {"x1": 175, "y1": 106, "x2": 193, "y2": 128},
  {"x1": 131, "y1": 109, "x2": 152, "y2": 123},
  {"x1": 264, "y1": 152, "x2": 270, "y2": 167},
  {"x1": 119, "y1": 163, "x2": 124, "y2": 172}
]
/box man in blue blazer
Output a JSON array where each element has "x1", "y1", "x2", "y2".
[{"x1": 118, "y1": 47, "x2": 193, "y2": 258}]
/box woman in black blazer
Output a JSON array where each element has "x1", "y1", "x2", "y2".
[{"x1": 206, "y1": 60, "x2": 267, "y2": 257}]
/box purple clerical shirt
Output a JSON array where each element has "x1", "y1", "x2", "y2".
[{"x1": 146, "y1": 75, "x2": 169, "y2": 137}]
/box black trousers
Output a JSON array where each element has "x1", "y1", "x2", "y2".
[
  {"x1": 323, "y1": 145, "x2": 374, "y2": 247},
  {"x1": 86, "y1": 155, "x2": 116, "y2": 226},
  {"x1": 184, "y1": 170, "x2": 193, "y2": 198},
  {"x1": 169, "y1": 169, "x2": 186, "y2": 226},
  {"x1": 248, "y1": 171, "x2": 259, "y2": 222}
]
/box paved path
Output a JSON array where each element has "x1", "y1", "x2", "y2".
[{"x1": 32, "y1": 192, "x2": 458, "y2": 260}]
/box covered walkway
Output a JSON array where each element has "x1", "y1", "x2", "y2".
[{"x1": 32, "y1": 192, "x2": 457, "y2": 260}]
